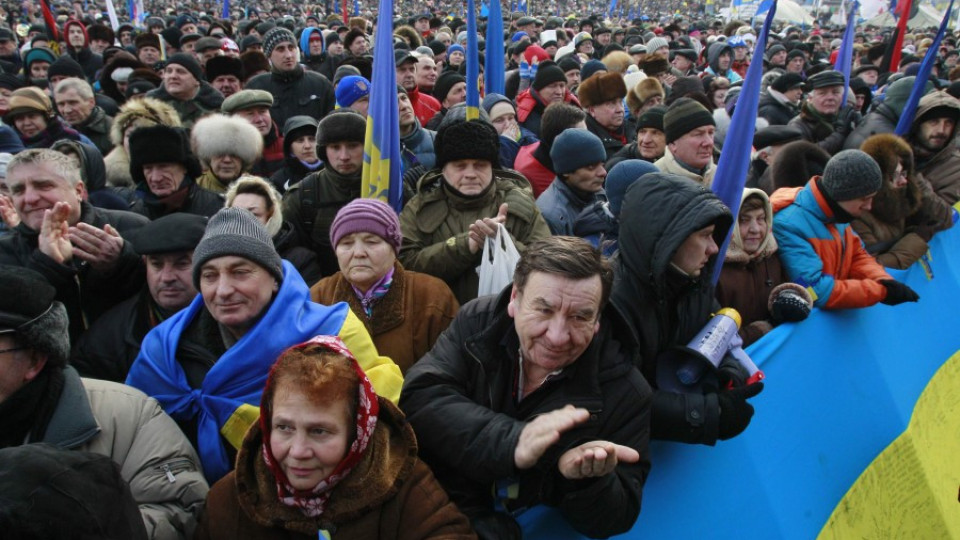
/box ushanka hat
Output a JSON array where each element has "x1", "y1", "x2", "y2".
[
  {"x1": 435, "y1": 120, "x2": 500, "y2": 169},
  {"x1": 0, "y1": 265, "x2": 69, "y2": 368}
]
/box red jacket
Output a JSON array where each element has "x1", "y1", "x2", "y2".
[
  {"x1": 409, "y1": 87, "x2": 441, "y2": 128},
  {"x1": 514, "y1": 142, "x2": 555, "y2": 198}
]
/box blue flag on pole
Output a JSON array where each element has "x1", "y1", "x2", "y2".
[
  {"x1": 834, "y1": 1, "x2": 858, "y2": 105},
  {"x1": 756, "y1": 0, "x2": 774, "y2": 15},
  {"x1": 361, "y1": 0, "x2": 403, "y2": 212},
  {"x1": 608, "y1": 0, "x2": 618, "y2": 18},
  {"x1": 466, "y1": 0, "x2": 481, "y2": 120},
  {"x1": 711, "y1": 0, "x2": 779, "y2": 284},
  {"x1": 895, "y1": 0, "x2": 954, "y2": 136},
  {"x1": 353, "y1": 0, "x2": 359, "y2": 15},
  {"x1": 485, "y1": 0, "x2": 505, "y2": 95},
  {"x1": 221, "y1": 0, "x2": 229, "y2": 20}
]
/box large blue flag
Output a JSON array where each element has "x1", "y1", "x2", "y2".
[
  {"x1": 361, "y1": 0, "x2": 403, "y2": 212},
  {"x1": 710, "y1": 0, "x2": 779, "y2": 284},
  {"x1": 895, "y1": 0, "x2": 954, "y2": 135},
  {"x1": 221, "y1": 0, "x2": 229, "y2": 20},
  {"x1": 485, "y1": 0, "x2": 505, "y2": 95},
  {"x1": 834, "y1": 1, "x2": 858, "y2": 105},
  {"x1": 353, "y1": 0, "x2": 360, "y2": 15},
  {"x1": 466, "y1": 0, "x2": 481, "y2": 120},
  {"x1": 608, "y1": 0, "x2": 618, "y2": 18}
]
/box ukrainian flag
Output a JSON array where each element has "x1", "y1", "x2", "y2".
[
  {"x1": 361, "y1": 0, "x2": 403, "y2": 212},
  {"x1": 466, "y1": 0, "x2": 481, "y2": 121}
]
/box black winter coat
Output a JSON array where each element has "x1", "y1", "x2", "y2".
[
  {"x1": 71, "y1": 288, "x2": 158, "y2": 383},
  {"x1": 400, "y1": 290, "x2": 652, "y2": 539},
  {"x1": 0, "y1": 202, "x2": 147, "y2": 343},
  {"x1": 130, "y1": 179, "x2": 225, "y2": 220},
  {"x1": 611, "y1": 175, "x2": 747, "y2": 446},
  {"x1": 245, "y1": 66, "x2": 336, "y2": 129},
  {"x1": 757, "y1": 91, "x2": 798, "y2": 125},
  {"x1": 585, "y1": 113, "x2": 635, "y2": 162},
  {"x1": 843, "y1": 103, "x2": 898, "y2": 150}
]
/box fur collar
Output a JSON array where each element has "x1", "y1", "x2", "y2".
[
  {"x1": 328, "y1": 261, "x2": 407, "y2": 337},
  {"x1": 234, "y1": 398, "x2": 417, "y2": 534}
]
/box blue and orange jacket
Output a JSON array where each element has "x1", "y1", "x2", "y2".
[{"x1": 771, "y1": 179, "x2": 891, "y2": 309}]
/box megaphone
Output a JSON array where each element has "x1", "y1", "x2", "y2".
[{"x1": 657, "y1": 308, "x2": 765, "y2": 393}]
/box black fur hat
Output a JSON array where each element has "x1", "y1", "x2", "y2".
[{"x1": 435, "y1": 120, "x2": 500, "y2": 169}]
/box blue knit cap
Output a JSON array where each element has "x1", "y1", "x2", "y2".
[
  {"x1": 447, "y1": 43, "x2": 465, "y2": 57},
  {"x1": 550, "y1": 129, "x2": 607, "y2": 175},
  {"x1": 605, "y1": 160, "x2": 660, "y2": 216},
  {"x1": 580, "y1": 59, "x2": 607, "y2": 82},
  {"x1": 335, "y1": 75, "x2": 371, "y2": 108}
]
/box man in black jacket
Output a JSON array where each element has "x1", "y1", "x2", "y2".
[
  {"x1": 401, "y1": 236, "x2": 652, "y2": 540},
  {"x1": 0, "y1": 149, "x2": 147, "y2": 344},
  {"x1": 245, "y1": 27, "x2": 336, "y2": 128},
  {"x1": 72, "y1": 213, "x2": 207, "y2": 382},
  {"x1": 612, "y1": 173, "x2": 764, "y2": 446}
]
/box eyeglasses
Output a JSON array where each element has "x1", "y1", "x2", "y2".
[{"x1": 0, "y1": 346, "x2": 27, "y2": 355}]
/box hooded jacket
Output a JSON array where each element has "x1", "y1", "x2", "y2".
[
  {"x1": 63, "y1": 21, "x2": 104, "y2": 81},
  {"x1": 298, "y1": 27, "x2": 326, "y2": 73},
  {"x1": 196, "y1": 399, "x2": 475, "y2": 540},
  {"x1": 757, "y1": 88, "x2": 799, "y2": 126},
  {"x1": 398, "y1": 168, "x2": 552, "y2": 305},
  {"x1": 716, "y1": 189, "x2": 812, "y2": 346},
  {"x1": 703, "y1": 42, "x2": 743, "y2": 84},
  {"x1": 268, "y1": 116, "x2": 322, "y2": 193},
  {"x1": 72, "y1": 105, "x2": 114, "y2": 155},
  {"x1": 51, "y1": 139, "x2": 131, "y2": 211},
  {"x1": 611, "y1": 174, "x2": 741, "y2": 445},
  {"x1": 910, "y1": 91, "x2": 960, "y2": 205}
]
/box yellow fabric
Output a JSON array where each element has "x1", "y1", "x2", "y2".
[
  {"x1": 337, "y1": 308, "x2": 404, "y2": 403},
  {"x1": 221, "y1": 403, "x2": 261, "y2": 450}
]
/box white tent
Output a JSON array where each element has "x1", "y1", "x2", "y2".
[
  {"x1": 771, "y1": 0, "x2": 814, "y2": 25},
  {"x1": 865, "y1": 5, "x2": 945, "y2": 29}
]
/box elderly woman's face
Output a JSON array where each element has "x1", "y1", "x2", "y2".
[
  {"x1": 336, "y1": 232, "x2": 396, "y2": 293},
  {"x1": 199, "y1": 255, "x2": 278, "y2": 339},
  {"x1": 270, "y1": 387, "x2": 350, "y2": 491},
  {"x1": 442, "y1": 159, "x2": 493, "y2": 196},
  {"x1": 231, "y1": 193, "x2": 272, "y2": 225}
]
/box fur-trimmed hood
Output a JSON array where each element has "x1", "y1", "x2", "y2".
[
  {"x1": 769, "y1": 140, "x2": 831, "y2": 191},
  {"x1": 110, "y1": 97, "x2": 182, "y2": 147},
  {"x1": 860, "y1": 133, "x2": 922, "y2": 223},
  {"x1": 190, "y1": 114, "x2": 264, "y2": 168},
  {"x1": 726, "y1": 188, "x2": 778, "y2": 264},
  {"x1": 393, "y1": 25, "x2": 422, "y2": 49}
]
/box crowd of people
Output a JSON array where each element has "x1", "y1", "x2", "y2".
[{"x1": 0, "y1": 1, "x2": 956, "y2": 538}]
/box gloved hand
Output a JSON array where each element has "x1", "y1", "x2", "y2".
[
  {"x1": 834, "y1": 106, "x2": 861, "y2": 136},
  {"x1": 771, "y1": 288, "x2": 811, "y2": 323},
  {"x1": 519, "y1": 59, "x2": 532, "y2": 80},
  {"x1": 528, "y1": 61, "x2": 539, "y2": 81},
  {"x1": 880, "y1": 279, "x2": 920, "y2": 305},
  {"x1": 717, "y1": 382, "x2": 764, "y2": 440}
]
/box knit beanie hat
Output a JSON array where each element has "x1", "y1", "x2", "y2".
[
  {"x1": 558, "y1": 55, "x2": 580, "y2": 74},
  {"x1": 447, "y1": 43, "x2": 465, "y2": 57},
  {"x1": 435, "y1": 120, "x2": 500, "y2": 169},
  {"x1": 605, "y1": 159, "x2": 660, "y2": 216},
  {"x1": 262, "y1": 27, "x2": 296, "y2": 58},
  {"x1": 333, "y1": 64, "x2": 362, "y2": 87},
  {"x1": 329, "y1": 198, "x2": 402, "y2": 253},
  {"x1": 820, "y1": 149, "x2": 883, "y2": 202},
  {"x1": 636, "y1": 104, "x2": 666, "y2": 132},
  {"x1": 433, "y1": 71, "x2": 466, "y2": 102},
  {"x1": 579, "y1": 59, "x2": 607, "y2": 82},
  {"x1": 533, "y1": 62, "x2": 567, "y2": 91},
  {"x1": 316, "y1": 109, "x2": 366, "y2": 156},
  {"x1": 46, "y1": 56, "x2": 85, "y2": 81},
  {"x1": 645, "y1": 36, "x2": 669, "y2": 55},
  {"x1": 0, "y1": 265, "x2": 70, "y2": 369},
  {"x1": 550, "y1": 128, "x2": 607, "y2": 175},
  {"x1": 481, "y1": 92, "x2": 514, "y2": 116},
  {"x1": 335, "y1": 75, "x2": 371, "y2": 107},
  {"x1": 165, "y1": 53, "x2": 204, "y2": 82},
  {"x1": 663, "y1": 97, "x2": 716, "y2": 144},
  {"x1": 192, "y1": 207, "x2": 284, "y2": 288}
]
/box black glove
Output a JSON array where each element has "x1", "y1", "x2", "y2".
[
  {"x1": 880, "y1": 279, "x2": 920, "y2": 305},
  {"x1": 771, "y1": 288, "x2": 811, "y2": 323},
  {"x1": 834, "y1": 106, "x2": 861, "y2": 136},
  {"x1": 717, "y1": 382, "x2": 764, "y2": 440}
]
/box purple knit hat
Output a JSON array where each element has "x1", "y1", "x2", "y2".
[{"x1": 329, "y1": 199, "x2": 402, "y2": 253}]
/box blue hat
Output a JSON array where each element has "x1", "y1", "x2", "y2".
[
  {"x1": 511, "y1": 31, "x2": 529, "y2": 42},
  {"x1": 335, "y1": 75, "x2": 371, "y2": 108},
  {"x1": 605, "y1": 160, "x2": 660, "y2": 216},
  {"x1": 447, "y1": 43, "x2": 465, "y2": 56},
  {"x1": 550, "y1": 129, "x2": 607, "y2": 175},
  {"x1": 580, "y1": 59, "x2": 607, "y2": 82}
]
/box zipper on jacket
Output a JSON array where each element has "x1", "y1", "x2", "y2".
[{"x1": 156, "y1": 458, "x2": 196, "y2": 483}]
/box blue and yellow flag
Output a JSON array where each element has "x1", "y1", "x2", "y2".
[
  {"x1": 895, "y1": 0, "x2": 954, "y2": 135},
  {"x1": 710, "y1": 0, "x2": 778, "y2": 284},
  {"x1": 466, "y1": 0, "x2": 481, "y2": 121},
  {"x1": 834, "y1": 0, "x2": 858, "y2": 105},
  {"x1": 484, "y1": 0, "x2": 505, "y2": 95},
  {"x1": 361, "y1": 0, "x2": 403, "y2": 212}
]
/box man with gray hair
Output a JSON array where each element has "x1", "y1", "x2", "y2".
[
  {"x1": 0, "y1": 149, "x2": 148, "y2": 343},
  {"x1": 53, "y1": 78, "x2": 114, "y2": 155}
]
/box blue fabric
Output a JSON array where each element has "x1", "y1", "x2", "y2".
[
  {"x1": 299, "y1": 27, "x2": 323, "y2": 59},
  {"x1": 125, "y1": 260, "x2": 351, "y2": 483},
  {"x1": 518, "y1": 219, "x2": 960, "y2": 539}
]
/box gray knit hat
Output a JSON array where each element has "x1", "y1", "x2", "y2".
[
  {"x1": 550, "y1": 129, "x2": 607, "y2": 175},
  {"x1": 262, "y1": 27, "x2": 296, "y2": 58},
  {"x1": 192, "y1": 207, "x2": 283, "y2": 288},
  {"x1": 646, "y1": 37, "x2": 669, "y2": 55},
  {"x1": 0, "y1": 265, "x2": 70, "y2": 368},
  {"x1": 821, "y1": 149, "x2": 883, "y2": 202}
]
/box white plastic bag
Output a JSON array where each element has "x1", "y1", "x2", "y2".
[{"x1": 477, "y1": 223, "x2": 521, "y2": 297}]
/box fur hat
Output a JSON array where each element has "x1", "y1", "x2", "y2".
[
  {"x1": 639, "y1": 53, "x2": 670, "y2": 77},
  {"x1": 110, "y1": 97, "x2": 182, "y2": 147},
  {"x1": 86, "y1": 23, "x2": 114, "y2": 44},
  {"x1": 601, "y1": 50, "x2": 634, "y2": 74},
  {"x1": 627, "y1": 77, "x2": 664, "y2": 113},
  {"x1": 343, "y1": 28, "x2": 367, "y2": 51},
  {"x1": 316, "y1": 109, "x2": 366, "y2": 159},
  {"x1": 134, "y1": 32, "x2": 161, "y2": 51},
  {"x1": 0, "y1": 265, "x2": 70, "y2": 368},
  {"x1": 191, "y1": 114, "x2": 264, "y2": 169},
  {"x1": 435, "y1": 120, "x2": 500, "y2": 169},
  {"x1": 205, "y1": 55, "x2": 244, "y2": 82},
  {"x1": 240, "y1": 50, "x2": 270, "y2": 82},
  {"x1": 860, "y1": 133, "x2": 922, "y2": 223},
  {"x1": 770, "y1": 140, "x2": 831, "y2": 191},
  {"x1": 578, "y1": 71, "x2": 627, "y2": 108},
  {"x1": 128, "y1": 125, "x2": 202, "y2": 186}
]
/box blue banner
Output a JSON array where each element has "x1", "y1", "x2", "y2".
[
  {"x1": 466, "y1": 0, "x2": 481, "y2": 120},
  {"x1": 485, "y1": 0, "x2": 505, "y2": 95}
]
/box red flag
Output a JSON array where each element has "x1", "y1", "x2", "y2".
[
  {"x1": 342, "y1": 0, "x2": 348, "y2": 23},
  {"x1": 889, "y1": 0, "x2": 912, "y2": 72},
  {"x1": 39, "y1": 0, "x2": 61, "y2": 42}
]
